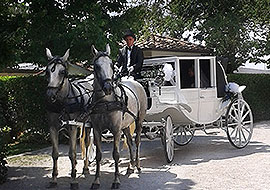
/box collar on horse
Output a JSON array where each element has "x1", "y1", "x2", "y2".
[
  {"x1": 46, "y1": 57, "x2": 93, "y2": 114},
  {"x1": 87, "y1": 52, "x2": 137, "y2": 120},
  {"x1": 89, "y1": 83, "x2": 137, "y2": 121}
]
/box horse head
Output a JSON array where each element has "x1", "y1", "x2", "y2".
[
  {"x1": 92, "y1": 44, "x2": 114, "y2": 95},
  {"x1": 45, "y1": 48, "x2": 70, "y2": 103}
]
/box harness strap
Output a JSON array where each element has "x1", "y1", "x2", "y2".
[
  {"x1": 72, "y1": 82, "x2": 85, "y2": 112},
  {"x1": 120, "y1": 83, "x2": 140, "y2": 121}
]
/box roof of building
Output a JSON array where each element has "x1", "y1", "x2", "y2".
[
  {"x1": 136, "y1": 34, "x2": 211, "y2": 53},
  {"x1": 234, "y1": 66, "x2": 270, "y2": 74}
]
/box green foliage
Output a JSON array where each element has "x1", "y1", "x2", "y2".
[
  {"x1": 135, "y1": 0, "x2": 270, "y2": 73},
  {"x1": 0, "y1": 152, "x2": 8, "y2": 184},
  {"x1": 0, "y1": 0, "x2": 130, "y2": 69},
  {"x1": 0, "y1": 76, "x2": 49, "y2": 147},
  {"x1": 1, "y1": 0, "x2": 269, "y2": 72},
  {"x1": 0, "y1": 127, "x2": 10, "y2": 184},
  {"x1": 228, "y1": 74, "x2": 270, "y2": 121}
]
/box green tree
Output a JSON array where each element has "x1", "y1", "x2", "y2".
[
  {"x1": 0, "y1": 1, "x2": 28, "y2": 69},
  {"x1": 0, "y1": 0, "x2": 130, "y2": 68},
  {"x1": 136, "y1": 0, "x2": 270, "y2": 73}
]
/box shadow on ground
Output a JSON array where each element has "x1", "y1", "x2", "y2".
[{"x1": 2, "y1": 126, "x2": 269, "y2": 190}]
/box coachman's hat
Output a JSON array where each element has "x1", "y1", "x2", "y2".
[{"x1": 123, "y1": 29, "x2": 136, "y2": 40}]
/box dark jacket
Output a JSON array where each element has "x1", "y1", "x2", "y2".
[{"x1": 117, "y1": 45, "x2": 144, "y2": 78}]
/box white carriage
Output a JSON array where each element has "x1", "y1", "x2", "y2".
[{"x1": 140, "y1": 56, "x2": 253, "y2": 163}]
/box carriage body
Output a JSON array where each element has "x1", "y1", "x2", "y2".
[
  {"x1": 140, "y1": 56, "x2": 253, "y2": 163},
  {"x1": 143, "y1": 56, "x2": 226, "y2": 125}
]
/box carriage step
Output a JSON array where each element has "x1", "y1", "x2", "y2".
[{"x1": 203, "y1": 129, "x2": 219, "y2": 135}]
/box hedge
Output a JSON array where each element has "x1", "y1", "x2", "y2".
[
  {"x1": 228, "y1": 74, "x2": 270, "y2": 122},
  {"x1": 0, "y1": 76, "x2": 48, "y2": 149},
  {"x1": 0, "y1": 74, "x2": 269, "y2": 152}
]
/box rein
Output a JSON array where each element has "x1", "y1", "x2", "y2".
[
  {"x1": 87, "y1": 52, "x2": 138, "y2": 121},
  {"x1": 46, "y1": 57, "x2": 94, "y2": 114},
  {"x1": 46, "y1": 57, "x2": 68, "y2": 99}
]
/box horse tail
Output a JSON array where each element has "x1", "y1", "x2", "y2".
[
  {"x1": 122, "y1": 121, "x2": 136, "y2": 150},
  {"x1": 80, "y1": 124, "x2": 86, "y2": 159}
]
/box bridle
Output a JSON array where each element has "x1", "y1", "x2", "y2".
[
  {"x1": 88, "y1": 52, "x2": 137, "y2": 120},
  {"x1": 93, "y1": 52, "x2": 115, "y2": 91},
  {"x1": 46, "y1": 57, "x2": 69, "y2": 99}
]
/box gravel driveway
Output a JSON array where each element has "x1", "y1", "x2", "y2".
[{"x1": 1, "y1": 120, "x2": 270, "y2": 190}]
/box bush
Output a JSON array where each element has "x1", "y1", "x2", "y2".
[
  {"x1": 0, "y1": 153, "x2": 8, "y2": 184},
  {"x1": 0, "y1": 127, "x2": 10, "y2": 184},
  {"x1": 0, "y1": 76, "x2": 49, "y2": 146},
  {"x1": 228, "y1": 74, "x2": 270, "y2": 121}
]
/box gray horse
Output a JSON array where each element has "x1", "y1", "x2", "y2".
[
  {"x1": 89, "y1": 44, "x2": 147, "y2": 189},
  {"x1": 45, "y1": 48, "x2": 94, "y2": 189}
]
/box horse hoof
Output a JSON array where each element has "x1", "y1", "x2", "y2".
[
  {"x1": 91, "y1": 183, "x2": 100, "y2": 189},
  {"x1": 47, "y1": 181, "x2": 57, "y2": 188},
  {"x1": 137, "y1": 167, "x2": 142, "y2": 173},
  {"x1": 70, "y1": 182, "x2": 79, "y2": 190},
  {"x1": 126, "y1": 168, "x2": 134, "y2": 175},
  {"x1": 82, "y1": 168, "x2": 89, "y2": 175},
  {"x1": 111, "y1": 182, "x2": 120, "y2": 189}
]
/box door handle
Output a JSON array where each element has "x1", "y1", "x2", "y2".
[{"x1": 200, "y1": 96, "x2": 205, "y2": 99}]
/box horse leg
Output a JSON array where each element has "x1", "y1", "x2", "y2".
[
  {"x1": 111, "y1": 131, "x2": 121, "y2": 189},
  {"x1": 69, "y1": 125, "x2": 78, "y2": 189},
  {"x1": 83, "y1": 126, "x2": 91, "y2": 174},
  {"x1": 135, "y1": 120, "x2": 142, "y2": 173},
  {"x1": 122, "y1": 127, "x2": 135, "y2": 174},
  {"x1": 49, "y1": 123, "x2": 59, "y2": 188},
  {"x1": 91, "y1": 130, "x2": 102, "y2": 189}
]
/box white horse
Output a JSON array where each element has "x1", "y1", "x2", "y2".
[
  {"x1": 89, "y1": 44, "x2": 147, "y2": 189},
  {"x1": 45, "y1": 49, "x2": 94, "y2": 189}
]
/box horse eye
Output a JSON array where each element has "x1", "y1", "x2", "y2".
[
  {"x1": 60, "y1": 70, "x2": 66, "y2": 75},
  {"x1": 95, "y1": 65, "x2": 100, "y2": 71}
]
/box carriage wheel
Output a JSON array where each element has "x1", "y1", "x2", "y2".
[
  {"x1": 173, "y1": 125, "x2": 195, "y2": 146},
  {"x1": 225, "y1": 98, "x2": 253, "y2": 149},
  {"x1": 88, "y1": 128, "x2": 96, "y2": 163},
  {"x1": 164, "y1": 116, "x2": 174, "y2": 163},
  {"x1": 144, "y1": 125, "x2": 159, "y2": 140}
]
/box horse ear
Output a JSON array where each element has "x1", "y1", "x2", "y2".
[
  {"x1": 62, "y1": 49, "x2": 70, "y2": 62},
  {"x1": 46, "y1": 48, "x2": 53, "y2": 60},
  {"x1": 105, "y1": 44, "x2": 111, "y2": 56},
  {"x1": 91, "y1": 45, "x2": 98, "y2": 56}
]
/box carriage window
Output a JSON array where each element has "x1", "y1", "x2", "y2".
[
  {"x1": 162, "y1": 62, "x2": 176, "y2": 86},
  {"x1": 199, "y1": 59, "x2": 211, "y2": 88},
  {"x1": 180, "y1": 60, "x2": 196, "y2": 89}
]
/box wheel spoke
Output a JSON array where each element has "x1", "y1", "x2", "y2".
[
  {"x1": 232, "y1": 105, "x2": 239, "y2": 120},
  {"x1": 233, "y1": 127, "x2": 239, "y2": 143},
  {"x1": 238, "y1": 128, "x2": 242, "y2": 146},
  {"x1": 241, "y1": 110, "x2": 251, "y2": 122},
  {"x1": 240, "y1": 128, "x2": 247, "y2": 142},
  {"x1": 242, "y1": 126, "x2": 251, "y2": 135},
  {"x1": 229, "y1": 115, "x2": 238, "y2": 123},
  {"x1": 243, "y1": 121, "x2": 252, "y2": 125},
  {"x1": 183, "y1": 130, "x2": 188, "y2": 141},
  {"x1": 230, "y1": 125, "x2": 238, "y2": 137},
  {"x1": 228, "y1": 122, "x2": 238, "y2": 127},
  {"x1": 240, "y1": 102, "x2": 246, "y2": 117}
]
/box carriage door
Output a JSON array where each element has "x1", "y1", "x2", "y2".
[
  {"x1": 198, "y1": 58, "x2": 218, "y2": 123},
  {"x1": 179, "y1": 59, "x2": 200, "y2": 122}
]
